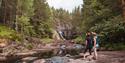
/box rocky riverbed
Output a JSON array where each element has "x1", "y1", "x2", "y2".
[
  {"x1": 17, "y1": 51, "x2": 125, "y2": 63},
  {"x1": 0, "y1": 40, "x2": 125, "y2": 63}
]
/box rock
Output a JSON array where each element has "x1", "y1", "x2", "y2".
[
  {"x1": 21, "y1": 57, "x2": 38, "y2": 63},
  {"x1": 15, "y1": 51, "x2": 37, "y2": 57},
  {"x1": 33, "y1": 59, "x2": 46, "y2": 63},
  {"x1": 0, "y1": 56, "x2": 7, "y2": 61},
  {"x1": 0, "y1": 43, "x2": 7, "y2": 48},
  {"x1": 46, "y1": 56, "x2": 69, "y2": 63}
]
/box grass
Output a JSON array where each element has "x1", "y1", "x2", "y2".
[
  {"x1": 41, "y1": 38, "x2": 53, "y2": 44},
  {"x1": 0, "y1": 25, "x2": 14, "y2": 38},
  {"x1": 0, "y1": 24, "x2": 21, "y2": 41}
]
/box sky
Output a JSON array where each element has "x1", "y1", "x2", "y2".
[{"x1": 47, "y1": 0, "x2": 83, "y2": 12}]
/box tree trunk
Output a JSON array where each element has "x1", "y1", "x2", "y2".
[
  {"x1": 121, "y1": 0, "x2": 125, "y2": 21},
  {"x1": 15, "y1": 0, "x2": 19, "y2": 32},
  {"x1": 0, "y1": 0, "x2": 2, "y2": 8},
  {"x1": 3, "y1": 0, "x2": 6, "y2": 24}
]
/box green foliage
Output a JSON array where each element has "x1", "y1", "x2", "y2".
[
  {"x1": 0, "y1": 25, "x2": 21, "y2": 41},
  {"x1": 0, "y1": 0, "x2": 84, "y2": 41},
  {"x1": 71, "y1": 7, "x2": 83, "y2": 31},
  {"x1": 26, "y1": 43, "x2": 33, "y2": 50},
  {"x1": 0, "y1": 25, "x2": 13, "y2": 38},
  {"x1": 32, "y1": 0, "x2": 52, "y2": 38},
  {"x1": 17, "y1": 0, "x2": 34, "y2": 17},
  {"x1": 82, "y1": 0, "x2": 125, "y2": 42},
  {"x1": 15, "y1": 0, "x2": 35, "y2": 38},
  {"x1": 90, "y1": 16, "x2": 125, "y2": 42},
  {"x1": 51, "y1": 8, "x2": 72, "y2": 28},
  {"x1": 90, "y1": 16, "x2": 125, "y2": 33},
  {"x1": 0, "y1": 0, "x2": 54, "y2": 42},
  {"x1": 82, "y1": 0, "x2": 125, "y2": 50},
  {"x1": 73, "y1": 36, "x2": 83, "y2": 44},
  {"x1": 82, "y1": 0, "x2": 121, "y2": 31},
  {"x1": 104, "y1": 43, "x2": 125, "y2": 50},
  {"x1": 17, "y1": 16, "x2": 35, "y2": 36},
  {"x1": 41, "y1": 38, "x2": 53, "y2": 44}
]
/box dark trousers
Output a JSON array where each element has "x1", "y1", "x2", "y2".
[{"x1": 84, "y1": 47, "x2": 92, "y2": 55}]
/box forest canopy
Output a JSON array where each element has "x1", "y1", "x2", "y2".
[{"x1": 0, "y1": 0, "x2": 124, "y2": 44}]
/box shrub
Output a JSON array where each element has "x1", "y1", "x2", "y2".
[{"x1": 0, "y1": 25, "x2": 22, "y2": 42}]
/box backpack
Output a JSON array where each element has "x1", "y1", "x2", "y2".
[{"x1": 95, "y1": 36, "x2": 100, "y2": 48}]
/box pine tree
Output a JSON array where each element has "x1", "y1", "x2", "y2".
[
  {"x1": 32, "y1": 0, "x2": 52, "y2": 38},
  {"x1": 15, "y1": 0, "x2": 34, "y2": 36},
  {"x1": 82, "y1": 0, "x2": 125, "y2": 42},
  {"x1": 71, "y1": 7, "x2": 83, "y2": 31}
]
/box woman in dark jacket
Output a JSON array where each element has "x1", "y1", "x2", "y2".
[{"x1": 83, "y1": 32, "x2": 93, "y2": 59}]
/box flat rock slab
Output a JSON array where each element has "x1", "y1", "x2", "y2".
[
  {"x1": 15, "y1": 51, "x2": 37, "y2": 56},
  {"x1": 21, "y1": 57, "x2": 38, "y2": 63},
  {"x1": 0, "y1": 57, "x2": 7, "y2": 61},
  {"x1": 68, "y1": 59, "x2": 96, "y2": 63},
  {"x1": 22, "y1": 57, "x2": 38, "y2": 61}
]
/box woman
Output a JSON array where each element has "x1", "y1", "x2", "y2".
[
  {"x1": 83, "y1": 32, "x2": 93, "y2": 59},
  {"x1": 92, "y1": 32, "x2": 98, "y2": 60}
]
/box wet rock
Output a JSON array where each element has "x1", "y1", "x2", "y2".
[
  {"x1": 73, "y1": 44, "x2": 84, "y2": 49},
  {"x1": 57, "y1": 44, "x2": 84, "y2": 56},
  {"x1": 46, "y1": 56, "x2": 69, "y2": 63}
]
